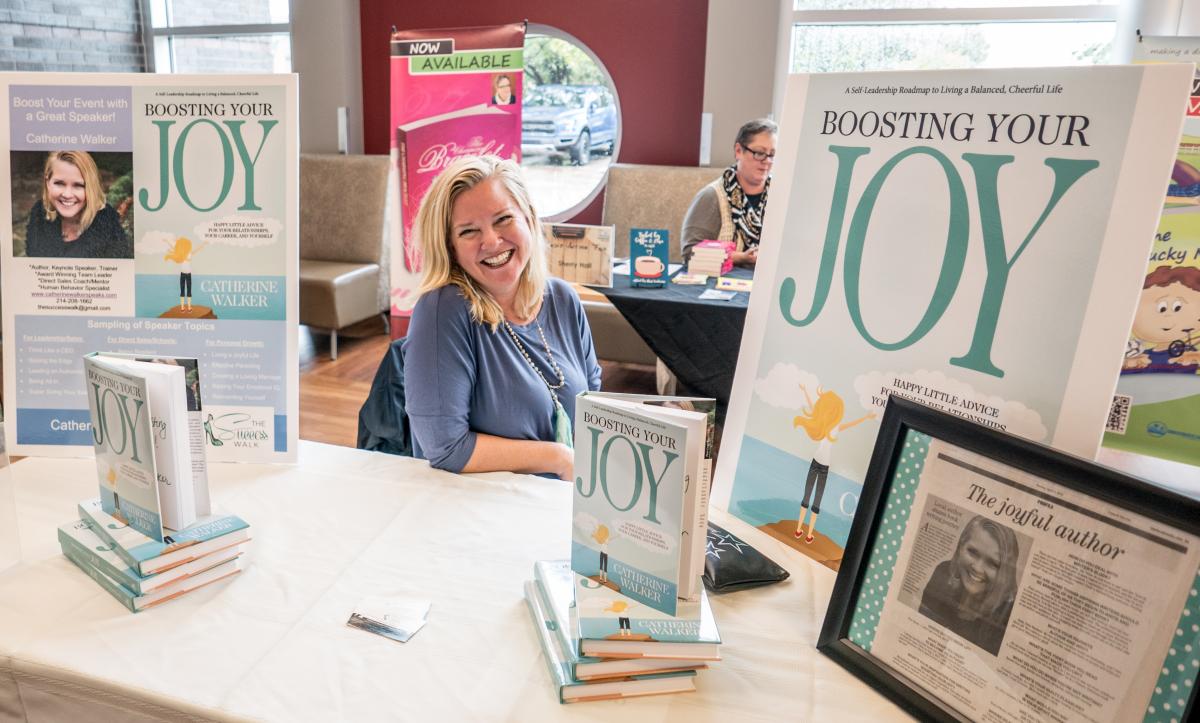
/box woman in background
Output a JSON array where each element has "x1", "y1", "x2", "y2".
[
  {"x1": 919, "y1": 515, "x2": 1020, "y2": 655},
  {"x1": 404, "y1": 155, "x2": 601, "y2": 479},
  {"x1": 25, "y1": 150, "x2": 130, "y2": 258}
]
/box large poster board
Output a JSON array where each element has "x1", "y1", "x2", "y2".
[
  {"x1": 712, "y1": 65, "x2": 1192, "y2": 570},
  {"x1": 388, "y1": 23, "x2": 524, "y2": 326},
  {"x1": 1, "y1": 73, "x2": 299, "y2": 462},
  {"x1": 1104, "y1": 36, "x2": 1200, "y2": 467}
]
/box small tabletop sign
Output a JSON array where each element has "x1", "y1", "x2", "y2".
[{"x1": 819, "y1": 396, "x2": 1200, "y2": 723}]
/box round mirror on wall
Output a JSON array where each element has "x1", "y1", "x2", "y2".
[{"x1": 520, "y1": 25, "x2": 621, "y2": 220}]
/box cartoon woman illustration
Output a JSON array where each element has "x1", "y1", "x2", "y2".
[
  {"x1": 592, "y1": 524, "x2": 610, "y2": 582},
  {"x1": 163, "y1": 236, "x2": 205, "y2": 312},
  {"x1": 604, "y1": 599, "x2": 633, "y2": 637},
  {"x1": 792, "y1": 385, "x2": 874, "y2": 543}
]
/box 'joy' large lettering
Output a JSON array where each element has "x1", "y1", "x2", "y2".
[
  {"x1": 779, "y1": 144, "x2": 1098, "y2": 378},
  {"x1": 138, "y1": 119, "x2": 278, "y2": 212},
  {"x1": 575, "y1": 427, "x2": 678, "y2": 524}
]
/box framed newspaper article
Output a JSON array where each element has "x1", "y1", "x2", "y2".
[{"x1": 819, "y1": 396, "x2": 1200, "y2": 723}]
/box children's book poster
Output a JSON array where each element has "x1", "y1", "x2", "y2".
[
  {"x1": 1104, "y1": 37, "x2": 1200, "y2": 467},
  {"x1": 388, "y1": 22, "x2": 524, "y2": 328},
  {"x1": 712, "y1": 66, "x2": 1191, "y2": 571},
  {"x1": 1, "y1": 73, "x2": 299, "y2": 461}
]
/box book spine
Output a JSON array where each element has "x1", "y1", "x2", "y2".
[
  {"x1": 62, "y1": 545, "x2": 138, "y2": 613},
  {"x1": 524, "y1": 580, "x2": 571, "y2": 703},
  {"x1": 686, "y1": 455, "x2": 713, "y2": 595},
  {"x1": 77, "y1": 501, "x2": 146, "y2": 574},
  {"x1": 58, "y1": 528, "x2": 144, "y2": 595}
]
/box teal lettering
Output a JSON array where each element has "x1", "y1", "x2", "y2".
[
  {"x1": 574, "y1": 426, "x2": 603, "y2": 497},
  {"x1": 600, "y1": 435, "x2": 642, "y2": 513},
  {"x1": 634, "y1": 443, "x2": 677, "y2": 524},
  {"x1": 225, "y1": 119, "x2": 277, "y2": 210},
  {"x1": 136, "y1": 120, "x2": 174, "y2": 212}
]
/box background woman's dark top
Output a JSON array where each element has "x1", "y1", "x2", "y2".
[{"x1": 24, "y1": 200, "x2": 131, "y2": 258}]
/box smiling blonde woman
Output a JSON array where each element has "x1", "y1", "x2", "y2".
[
  {"x1": 403, "y1": 155, "x2": 601, "y2": 479},
  {"x1": 25, "y1": 150, "x2": 130, "y2": 259}
]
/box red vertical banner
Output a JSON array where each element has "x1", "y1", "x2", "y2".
[{"x1": 388, "y1": 22, "x2": 525, "y2": 335}]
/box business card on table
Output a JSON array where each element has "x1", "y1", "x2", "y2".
[
  {"x1": 715, "y1": 276, "x2": 753, "y2": 293},
  {"x1": 698, "y1": 289, "x2": 737, "y2": 301},
  {"x1": 347, "y1": 596, "x2": 431, "y2": 643},
  {"x1": 672, "y1": 272, "x2": 709, "y2": 285}
]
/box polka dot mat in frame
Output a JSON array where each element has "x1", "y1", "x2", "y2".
[{"x1": 817, "y1": 397, "x2": 1200, "y2": 723}]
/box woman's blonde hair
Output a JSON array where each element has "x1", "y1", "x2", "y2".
[
  {"x1": 42, "y1": 150, "x2": 105, "y2": 233},
  {"x1": 415, "y1": 155, "x2": 547, "y2": 329},
  {"x1": 794, "y1": 387, "x2": 845, "y2": 442}
]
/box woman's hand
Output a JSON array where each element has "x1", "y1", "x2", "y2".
[
  {"x1": 549, "y1": 442, "x2": 575, "y2": 481},
  {"x1": 731, "y1": 247, "x2": 758, "y2": 267}
]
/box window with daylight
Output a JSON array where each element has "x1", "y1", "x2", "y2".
[
  {"x1": 520, "y1": 25, "x2": 622, "y2": 220},
  {"x1": 789, "y1": 1, "x2": 1118, "y2": 74},
  {"x1": 140, "y1": 0, "x2": 291, "y2": 74}
]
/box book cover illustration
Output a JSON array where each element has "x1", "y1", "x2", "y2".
[
  {"x1": 58, "y1": 518, "x2": 243, "y2": 596},
  {"x1": 396, "y1": 104, "x2": 519, "y2": 265},
  {"x1": 98, "y1": 353, "x2": 212, "y2": 517},
  {"x1": 1105, "y1": 36, "x2": 1200, "y2": 466},
  {"x1": 84, "y1": 355, "x2": 162, "y2": 541},
  {"x1": 712, "y1": 65, "x2": 1192, "y2": 571},
  {"x1": 543, "y1": 222, "x2": 615, "y2": 287},
  {"x1": 571, "y1": 395, "x2": 688, "y2": 615},
  {"x1": 78, "y1": 497, "x2": 249, "y2": 576},
  {"x1": 630, "y1": 228, "x2": 669, "y2": 288}
]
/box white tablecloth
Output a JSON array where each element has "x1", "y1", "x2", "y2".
[{"x1": 0, "y1": 442, "x2": 911, "y2": 722}]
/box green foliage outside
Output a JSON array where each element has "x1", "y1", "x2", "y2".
[
  {"x1": 792, "y1": 24, "x2": 988, "y2": 73},
  {"x1": 524, "y1": 35, "x2": 605, "y2": 88}
]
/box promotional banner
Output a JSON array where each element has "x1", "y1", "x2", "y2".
[
  {"x1": 1104, "y1": 36, "x2": 1200, "y2": 467},
  {"x1": 388, "y1": 22, "x2": 524, "y2": 331},
  {"x1": 2, "y1": 73, "x2": 299, "y2": 461},
  {"x1": 712, "y1": 65, "x2": 1192, "y2": 570}
]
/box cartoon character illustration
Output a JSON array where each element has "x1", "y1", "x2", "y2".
[
  {"x1": 604, "y1": 599, "x2": 633, "y2": 637},
  {"x1": 163, "y1": 236, "x2": 206, "y2": 312},
  {"x1": 1124, "y1": 265, "x2": 1200, "y2": 373},
  {"x1": 792, "y1": 385, "x2": 874, "y2": 544},
  {"x1": 592, "y1": 524, "x2": 610, "y2": 583}
]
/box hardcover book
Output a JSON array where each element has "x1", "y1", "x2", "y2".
[
  {"x1": 95, "y1": 353, "x2": 211, "y2": 518},
  {"x1": 88, "y1": 353, "x2": 196, "y2": 530},
  {"x1": 629, "y1": 228, "x2": 669, "y2": 288},
  {"x1": 62, "y1": 543, "x2": 242, "y2": 613},
  {"x1": 572, "y1": 394, "x2": 707, "y2": 614},
  {"x1": 83, "y1": 354, "x2": 163, "y2": 540},
  {"x1": 713, "y1": 64, "x2": 1194, "y2": 571},
  {"x1": 523, "y1": 580, "x2": 698, "y2": 703},
  {"x1": 58, "y1": 519, "x2": 245, "y2": 596},
  {"x1": 77, "y1": 497, "x2": 250, "y2": 577},
  {"x1": 534, "y1": 559, "x2": 721, "y2": 663}
]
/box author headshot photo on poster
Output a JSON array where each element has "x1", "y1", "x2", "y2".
[
  {"x1": 491, "y1": 73, "x2": 517, "y2": 105},
  {"x1": 918, "y1": 515, "x2": 1020, "y2": 655},
  {"x1": 14, "y1": 149, "x2": 133, "y2": 259}
]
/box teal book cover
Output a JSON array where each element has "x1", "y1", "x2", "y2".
[
  {"x1": 78, "y1": 497, "x2": 249, "y2": 576},
  {"x1": 571, "y1": 395, "x2": 687, "y2": 615},
  {"x1": 629, "y1": 228, "x2": 669, "y2": 288},
  {"x1": 84, "y1": 354, "x2": 162, "y2": 541}
]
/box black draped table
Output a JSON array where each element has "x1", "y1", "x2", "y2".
[{"x1": 592, "y1": 267, "x2": 752, "y2": 421}]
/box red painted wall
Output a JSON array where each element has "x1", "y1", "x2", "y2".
[{"x1": 359, "y1": 1, "x2": 708, "y2": 223}]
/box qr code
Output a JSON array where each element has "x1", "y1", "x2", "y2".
[{"x1": 1107, "y1": 394, "x2": 1132, "y2": 434}]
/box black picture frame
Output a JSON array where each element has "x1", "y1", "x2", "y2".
[{"x1": 818, "y1": 395, "x2": 1200, "y2": 723}]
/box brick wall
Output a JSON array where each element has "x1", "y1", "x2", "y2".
[{"x1": 0, "y1": 0, "x2": 145, "y2": 72}]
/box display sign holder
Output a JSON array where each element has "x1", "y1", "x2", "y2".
[{"x1": 820, "y1": 396, "x2": 1200, "y2": 723}]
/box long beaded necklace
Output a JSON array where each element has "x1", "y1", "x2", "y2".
[{"x1": 502, "y1": 316, "x2": 573, "y2": 447}]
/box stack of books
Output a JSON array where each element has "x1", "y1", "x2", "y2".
[
  {"x1": 688, "y1": 240, "x2": 734, "y2": 277},
  {"x1": 525, "y1": 391, "x2": 722, "y2": 703},
  {"x1": 524, "y1": 560, "x2": 721, "y2": 703},
  {"x1": 59, "y1": 500, "x2": 249, "y2": 612},
  {"x1": 61, "y1": 352, "x2": 249, "y2": 612}
]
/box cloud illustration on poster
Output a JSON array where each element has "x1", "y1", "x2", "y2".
[
  {"x1": 854, "y1": 369, "x2": 1048, "y2": 441},
  {"x1": 193, "y1": 215, "x2": 283, "y2": 248},
  {"x1": 754, "y1": 362, "x2": 822, "y2": 409},
  {"x1": 135, "y1": 230, "x2": 179, "y2": 255},
  {"x1": 573, "y1": 511, "x2": 603, "y2": 538}
]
